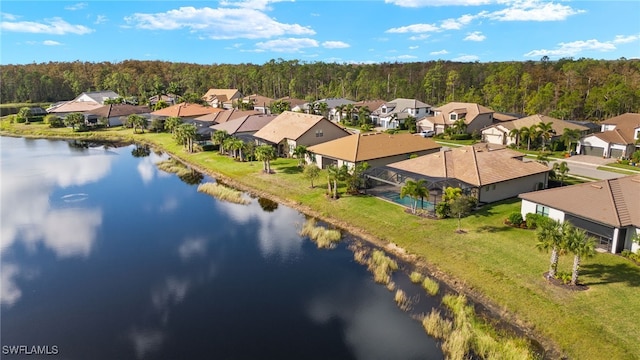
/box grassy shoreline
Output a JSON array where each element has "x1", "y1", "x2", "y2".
[{"x1": 3, "y1": 122, "x2": 639, "y2": 359}]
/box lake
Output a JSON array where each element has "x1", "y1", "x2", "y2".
[{"x1": 0, "y1": 136, "x2": 443, "y2": 360}]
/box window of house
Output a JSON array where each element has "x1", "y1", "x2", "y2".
[
  {"x1": 536, "y1": 205, "x2": 550, "y2": 217},
  {"x1": 492, "y1": 184, "x2": 496, "y2": 190},
  {"x1": 450, "y1": 113, "x2": 457, "y2": 121},
  {"x1": 315, "y1": 129, "x2": 323, "y2": 137}
]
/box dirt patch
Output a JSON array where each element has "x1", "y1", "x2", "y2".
[{"x1": 543, "y1": 273, "x2": 589, "y2": 291}]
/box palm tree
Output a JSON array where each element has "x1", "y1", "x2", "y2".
[
  {"x1": 552, "y1": 161, "x2": 570, "y2": 186},
  {"x1": 212, "y1": 130, "x2": 230, "y2": 154},
  {"x1": 230, "y1": 138, "x2": 245, "y2": 160},
  {"x1": 255, "y1": 145, "x2": 276, "y2": 174},
  {"x1": 345, "y1": 104, "x2": 356, "y2": 125},
  {"x1": 293, "y1": 145, "x2": 308, "y2": 167},
  {"x1": 357, "y1": 106, "x2": 371, "y2": 127},
  {"x1": 400, "y1": 179, "x2": 428, "y2": 214},
  {"x1": 537, "y1": 121, "x2": 555, "y2": 151},
  {"x1": 560, "y1": 128, "x2": 581, "y2": 152},
  {"x1": 326, "y1": 164, "x2": 348, "y2": 199},
  {"x1": 535, "y1": 219, "x2": 566, "y2": 280},
  {"x1": 452, "y1": 118, "x2": 467, "y2": 135},
  {"x1": 165, "y1": 116, "x2": 183, "y2": 134},
  {"x1": 508, "y1": 128, "x2": 521, "y2": 147},
  {"x1": 317, "y1": 101, "x2": 329, "y2": 118},
  {"x1": 344, "y1": 162, "x2": 370, "y2": 195},
  {"x1": 536, "y1": 153, "x2": 550, "y2": 167},
  {"x1": 223, "y1": 137, "x2": 236, "y2": 157},
  {"x1": 565, "y1": 226, "x2": 596, "y2": 286},
  {"x1": 335, "y1": 104, "x2": 345, "y2": 123},
  {"x1": 174, "y1": 123, "x2": 197, "y2": 153}
]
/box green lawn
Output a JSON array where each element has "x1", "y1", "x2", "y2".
[
  {"x1": 3, "y1": 121, "x2": 640, "y2": 359},
  {"x1": 597, "y1": 166, "x2": 639, "y2": 175}
]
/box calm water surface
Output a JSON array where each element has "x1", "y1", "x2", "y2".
[{"x1": 1, "y1": 136, "x2": 443, "y2": 360}]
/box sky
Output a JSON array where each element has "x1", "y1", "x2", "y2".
[{"x1": 1, "y1": 0, "x2": 639, "y2": 65}]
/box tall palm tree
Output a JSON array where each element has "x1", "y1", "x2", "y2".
[
  {"x1": 565, "y1": 226, "x2": 596, "y2": 286},
  {"x1": 326, "y1": 164, "x2": 348, "y2": 199},
  {"x1": 212, "y1": 130, "x2": 230, "y2": 154},
  {"x1": 230, "y1": 138, "x2": 245, "y2": 160},
  {"x1": 345, "y1": 104, "x2": 356, "y2": 125},
  {"x1": 174, "y1": 123, "x2": 197, "y2": 153},
  {"x1": 293, "y1": 145, "x2": 308, "y2": 167},
  {"x1": 334, "y1": 104, "x2": 345, "y2": 123},
  {"x1": 560, "y1": 128, "x2": 581, "y2": 152},
  {"x1": 552, "y1": 161, "x2": 570, "y2": 186},
  {"x1": 255, "y1": 145, "x2": 276, "y2": 174},
  {"x1": 536, "y1": 219, "x2": 566, "y2": 280},
  {"x1": 508, "y1": 128, "x2": 521, "y2": 147},
  {"x1": 537, "y1": 121, "x2": 555, "y2": 151},
  {"x1": 452, "y1": 118, "x2": 467, "y2": 135},
  {"x1": 400, "y1": 179, "x2": 428, "y2": 214}
]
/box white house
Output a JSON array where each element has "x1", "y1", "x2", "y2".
[
  {"x1": 418, "y1": 102, "x2": 493, "y2": 135},
  {"x1": 519, "y1": 175, "x2": 640, "y2": 254},
  {"x1": 482, "y1": 114, "x2": 589, "y2": 147},
  {"x1": 577, "y1": 113, "x2": 640, "y2": 158},
  {"x1": 370, "y1": 98, "x2": 432, "y2": 129}
]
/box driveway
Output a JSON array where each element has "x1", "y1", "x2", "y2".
[{"x1": 549, "y1": 155, "x2": 639, "y2": 180}]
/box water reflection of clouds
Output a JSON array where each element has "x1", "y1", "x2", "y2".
[
  {"x1": 215, "y1": 199, "x2": 305, "y2": 260},
  {"x1": 178, "y1": 237, "x2": 207, "y2": 261},
  {"x1": 307, "y1": 281, "x2": 435, "y2": 360},
  {"x1": 128, "y1": 327, "x2": 165, "y2": 359},
  {"x1": 0, "y1": 138, "x2": 114, "y2": 306},
  {"x1": 136, "y1": 152, "x2": 169, "y2": 185}
]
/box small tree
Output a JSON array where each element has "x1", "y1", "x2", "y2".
[
  {"x1": 165, "y1": 116, "x2": 183, "y2": 134},
  {"x1": 303, "y1": 163, "x2": 320, "y2": 188},
  {"x1": 174, "y1": 123, "x2": 197, "y2": 152},
  {"x1": 64, "y1": 112, "x2": 85, "y2": 131},
  {"x1": 150, "y1": 118, "x2": 165, "y2": 133},
  {"x1": 293, "y1": 145, "x2": 308, "y2": 167},
  {"x1": 44, "y1": 114, "x2": 64, "y2": 128},
  {"x1": 344, "y1": 162, "x2": 370, "y2": 195},
  {"x1": 449, "y1": 195, "x2": 477, "y2": 232},
  {"x1": 255, "y1": 144, "x2": 276, "y2": 174},
  {"x1": 536, "y1": 219, "x2": 566, "y2": 280},
  {"x1": 17, "y1": 107, "x2": 32, "y2": 124},
  {"x1": 212, "y1": 130, "x2": 230, "y2": 154},
  {"x1": 552, "y1": 161, "x2": 570, "y2": 186},
  {"x1": 400, "y1": 179, "x2": 428, "y2": 214},
  {"x1": 565, "y1": 225, "x2": 596, "y2": 286}
]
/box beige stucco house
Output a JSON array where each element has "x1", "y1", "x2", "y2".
[
  {"x1": 253, "y1": 111, "x2": 351, "y2": 157},
  {"x1": 418, "y1": 102, "x2": 494, "y2": 135},
  {"x1": 577, "y1": 113, "x2": 640, "y2": 158},
  {"x1": 482, "y1": 114, "x2": 589, "y2": 146}
]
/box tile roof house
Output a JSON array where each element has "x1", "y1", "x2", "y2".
[
  {"x1": 210, "y1": 114, "x2": 277, "y2": 142},
  {"x1": 83, "y1": 104, "x2": 151, "y2": 126},
  {"x1": 577, "y1": 113, "x2": 640, "y2": 158},
  {"x1": 202, "y1": 89, "x2": 243, "y2": 109},
  {"x1": 276, "y1": 96, "x2": 307, "y2": 110},
  {"x1": 47, "y1": 90, "x2": 121, "y2": 115},
  {"x1": 371, "y1": 98, "x2": 432, "y2": 129},
  {"x1": 150, "y1": 102, "x2": 222, "y2": 119},
  {"x1": 307, "y1": 132, "x2": 441, "y2": 169},
  {"x1": 293, "y1": 98, "x2": 357, "y2": 121},
  {"x1": 418, "y1": 102, "x2": 494, "y2": 135},
  {"x1": 148, "y1": 94, "x2": 180, "y2": 107},
  {"x1": 482, "y1": 114, "x2": 589, "y2": 146},
  {"x1": 519, "y1": 175, "x2": 640, "y2": 253},
  {"x1": 253, "y1": 111, "x2": 351, "y2": 157},
  {"x1": 240, "y1": 94, "x2": 275, "y2": 114},
  {"x1": 195, "y1": 109, "x2": 261, "y2": 124},
  {"x1": 381, "y1": 144, "x2": 550, "y2": 204}
]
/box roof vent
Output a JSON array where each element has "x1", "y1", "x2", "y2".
[
  {"x1": 590, "y1": 184, "x2": 602, "y2": 189},
  {"x1": 631, "y1": 178, "x2": 640, "y2": 183}
]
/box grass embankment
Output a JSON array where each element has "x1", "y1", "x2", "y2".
[
  {"x1": 197, "y1": 182, "x2": 250, "y2": 205},
  {"x1": 605, "y1": 162, "x2": 640, "y2": 172},
  {"x1": 3, "y1": 122, "x2": 640, "y2": 360}
]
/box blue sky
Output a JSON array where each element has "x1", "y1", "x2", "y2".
[{"x1": 1, "y1": 0, "x2": 639, "y2": 65}]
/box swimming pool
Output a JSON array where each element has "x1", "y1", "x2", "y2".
[{"x1": 378, "y1": 191, "x2": 435, "y2": 211}]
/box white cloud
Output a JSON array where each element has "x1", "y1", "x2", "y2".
[
  {"x1": 409, "y1": 34, "x2": 430, "y2": 41},
  {"x1": 440, "y1": 14, "x2": 475, "y2": 30},
  {"x1": 65, "y1": 2, "x2": 88, "y2": 11},
  {"x1": 613, "y1": 34, "x2": 639, "y2": 44},
  {"x1": 94, "y1": 15, "x2": 108, "y2": 24},
  {"x1": 1, "y1": 12, "x2": 19, "y2": 21},
  {"x1": 409, "y1": 45, "x2": 419, "y2": 50},
  {"x1": 430, "y1": 49, "x2": 449, "y2": 55},
  {"x1": 255, "y1": 37, "x2": 318, "y2": 52},
  {"x1": 485, "y1": 0, "x2": 584, "y2": 22},
  {"x1": 385, "y1": 0, "x2": 491, "y2": 7},
  {"x1": 124, "y1": 6, "x2": 314, "y2": 40},
  {"x1": 322, "y1": 41, "x2": 350, "y2": 49},
  {"x1": 0, "y1": 17, "x2": 94, "y2": 35},
  {"x1": 464, "y1": 31, "x2": 485, "y2": 41},
  {"x1": 43, "y1": 40, "x2": 62, "y2": 46},
  {"x1": 1, "y1": 264, "x2": 22, "y2": 306},
  {"x1": 452, "y1": 54, "x2": 480, "y2": 61},
  {"x1": 386, "y1": 23, "x2": 439, "y2": 33},
  {"x1": 525, "y1": 39, "x2": 617, "y2": 58},
  {"x1": 218, "y1": 0, "x2": 292, "y2": 11}
]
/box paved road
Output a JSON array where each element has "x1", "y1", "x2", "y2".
[{"x1": 549, "y1": 159, "x2": 625, "y2": 180}]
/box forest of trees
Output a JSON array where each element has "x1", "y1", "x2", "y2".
[{"x1": 1, "y1": 57, "x2": 638, "y2": 121}]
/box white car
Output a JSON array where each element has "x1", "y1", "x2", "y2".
[{"x1": 419, "y1": 130, "x2": 435, "y2": 137}]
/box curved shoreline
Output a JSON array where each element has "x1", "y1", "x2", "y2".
[{"x1": 1, "y1": 131, "x2": 562, "y2": 359}]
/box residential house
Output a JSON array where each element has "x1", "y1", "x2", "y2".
[
  {"x1": 374, "y1": 144, "x2": 549, "y2": 204},
  {"x1": 83, "y1": 104, "x2": 151, "y2": 127},
  {"x1": 195, "y1": 109, "x2": 261, "y2": 125},
  {"x1": 239, "y1": 94, "x2": 275, "y2": 114},
  {"x1": 482, "y1": 114, "x2": 589, "y2": 147},
  {"x1": 276, "y1": 96, "x2": 307, "y2": 111},
  {"x1": 47, "y1": 90, "x2": 121, "y2": 115},
  {"x1": 202, "y1": 89, "x2": 243, "y2": 109},
  {"x1": 307, "y1": 132, "x2": 441, "y2": 169},
  {"x1": 253, "y1": 111, "x2": 351, "y2": 157},
  {"x1": 577, "y1": 113, "x2": 640, "y2": 158},
  {"x1": 148, "y1": 94, "x2": 179, "y2": 107},
  {"x1": 519, "y1": 175, "x2": 640, "y2": 253},
  {"x1": 210, "y1": 114, "x2": 277, "y2": 142},
  {"x1": 418, "y1": 102, "x2": 493, "y2": 135},
  {"x1": 150, "y1": 102, "x2": 222, "y2": 119},
  {"x1": 371, "y1": 98, "x2": 432, "y2": 129}
]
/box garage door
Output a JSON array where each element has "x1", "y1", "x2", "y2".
[
  {"x1": 582, "y1": 146, "x2": 604, "y2": 156},
  {"x1": 610, "y1": 148, "x2": 624, "y2": 158}
]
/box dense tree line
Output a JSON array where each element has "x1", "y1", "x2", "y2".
[{"x1": 1, "y1": 58, "x2": 638, "y2": 120}]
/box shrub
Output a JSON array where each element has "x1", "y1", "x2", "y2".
[
  {"x1": 394, "y1": 289, "x2": 412, "y2": 311},
  {"x1": 422, "y1": 277, "x2": 440, "y2": 296},
  {"x1": 44, "y1": 114, "x2": 64, "y2": 128},
  {"x1": 450, "y1": 133, "x2": 471, "y2": 140},
  {"x1": 299, "y1": 218, "x2": 341, "y2": 249},
  {"x1": 435, "y1": 201, "x2": 450, "y2": 219},
  {"x1": 422, "y1": 310, "x2": 453, "y2": 340},
  {"x1": 524, "y1": 213, "x2": 548, "y2": 229},
  {"x1": 368, "y1": 249, "x2": 398, "y2": 285},
  {"x1": 197, "y1": 182, "x2": 250, "y2": 205},
  {"x1": 409, "y1": 271, "x2": 423, "y2": 284},
  {"x1": 507, "y1": 212, "x2": 523, "y2": 226},
  {"x1": 556, "y1": 271, "x2": 572, "y2": 284}
]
